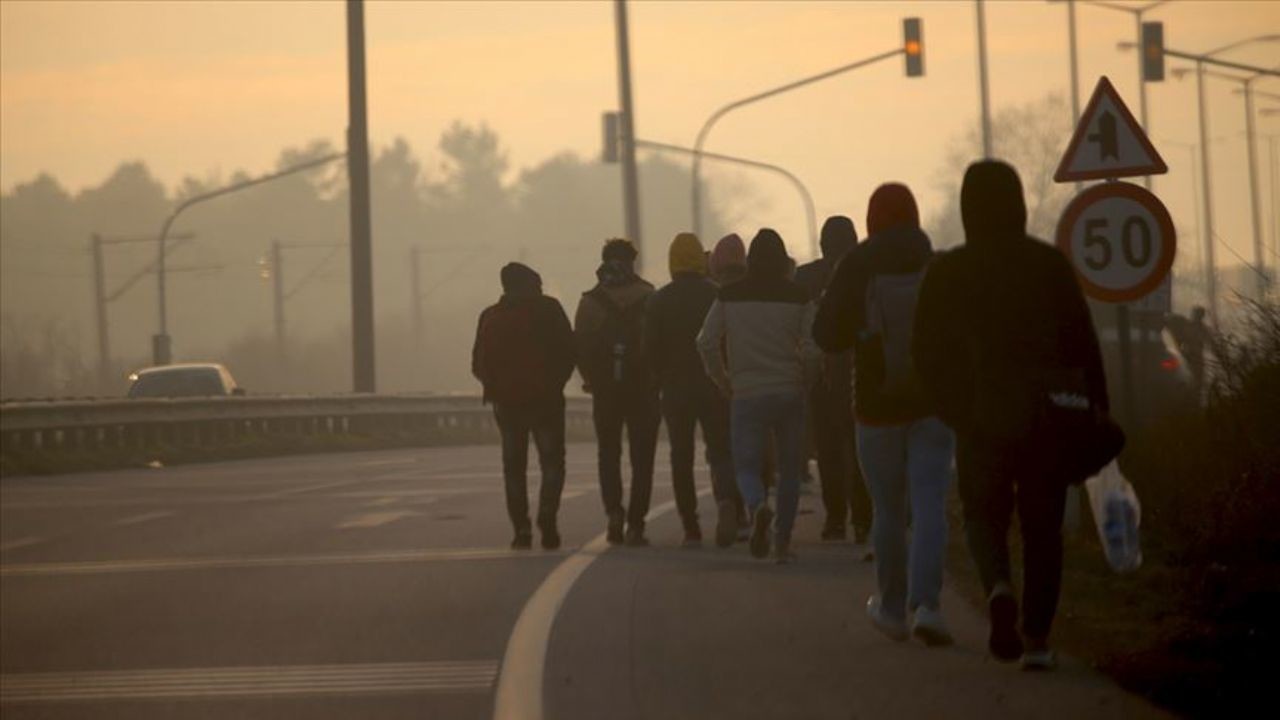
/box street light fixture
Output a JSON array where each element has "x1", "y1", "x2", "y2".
[
  {"x1": 689, "y1": 18, "x2": 924, "y2": 238},
  {"x1": 1121, "y1": 30, "x2": 1280, "y2": 325},
  {"x1": 151, "y1": 151, "x2": 346, "y2": 365}
]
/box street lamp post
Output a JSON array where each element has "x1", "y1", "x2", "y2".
[
  {"x1": 639, "y1": 139, "x2": 818, "y2": 258},
  {"x1": 975, "y1": 0, "x2": 993, "y2": 158},
  {"x1": 690, "y1": 42, "x2": 910, "y2": 238},
  {"x1": 1126, "y1": 34, "x2": 1280, "y2": 325},
  {"x1": 613, "y1": 0, "x2": 643, "y2": 272},
  {"x1": 152, "y1": 152, "x2": 345, "y2": 365}
]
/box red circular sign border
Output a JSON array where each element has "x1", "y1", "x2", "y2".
[{"x1": 1055, "y1": 181, "x2": 1177, "y2": 303}]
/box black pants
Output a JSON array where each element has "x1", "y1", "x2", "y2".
[
  {"x1": 592, "y1": 389, "x2": 661, "y2": 529},
  {"x1": 956, "y1": 438, "x2": 1068, "y2": 641},
  {"x1": 661, "y1": 383, "x2": 739, "y2": 530},
  {"x1": 494, "y1": 398, "x2": 566, "y2": 534},
  {"x1": 809, "y1": 384, "x2": 872, "y2": 534}
]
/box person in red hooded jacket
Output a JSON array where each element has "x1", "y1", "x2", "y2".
[{"x1": 814, "y1": 184, "x2": 956, "y2": 648}]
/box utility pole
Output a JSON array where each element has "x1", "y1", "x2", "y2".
[
  {"x1": 347, "y1": 0, "x2": 376, "y2": 392},
  {"x1": 976, "y1": 0, "x2": 993, "y2": 158},
  {"x1": 1242, "y1": 81, "x2": 1266, "y2": 298},
  {"x1": 409, "y1": 245, "x2": 423, "y2": 352},
  {"x1": 272, "y1": 239, "x2": 286, "y2": 354},
  {"x1": 613, "y1": 0, "x2": 643, "y2": 273},
  {"x1": 1195, "y1": 61, "x2": 1219, "y2": 325},
  {"x1": 90, "y1": 234, "x2": 110, "y2": 387}
]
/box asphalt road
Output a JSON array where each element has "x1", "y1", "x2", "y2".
[{"x1": 1, "y1": 443, "x2": 1169, "y2": 719}]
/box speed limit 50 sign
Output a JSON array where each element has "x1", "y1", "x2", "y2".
[{"x1": 1055, "y1": 182, "x2": 1176, "y2": 303}]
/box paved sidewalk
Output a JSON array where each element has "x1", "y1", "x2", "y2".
[{"x1": 544, "y1": 486, "x2": 1172, "y2": 720}]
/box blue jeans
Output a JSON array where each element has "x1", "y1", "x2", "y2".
[
  {"x1": 856, "y1": 416, "x2": 955, "y2": 621},
  {"x1": 731, "y1": 391, "x2": 806, "y2": 541}
]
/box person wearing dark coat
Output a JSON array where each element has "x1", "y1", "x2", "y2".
[
  {"x1": 574, "y1": 239, "x2": 660, "y2": 547},
  {"x1": 814, "y1": 185, "x2": 955, "y2": 647},
  {"x1": 795, "y1": 216, "x2": 872, "y2": 546},
  {"x1": 912, "y1": 160, "x2": 1110, "y2": 670},
  {"x1": 472, "y1": 262, "x2": 576, "y2": 550},
  {"x1": 644, "y1": 233, "x2": 741, "y2": 547}
]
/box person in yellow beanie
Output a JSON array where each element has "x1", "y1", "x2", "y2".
[{"x1": 644, "y1": 232, "x2": 742, "y2": 547}]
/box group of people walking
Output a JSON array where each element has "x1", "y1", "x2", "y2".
[{"x1": 471, "y1": 160, "x2": 1112, "y2": 670}]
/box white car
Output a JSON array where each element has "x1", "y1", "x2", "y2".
[{"x1": 127, "y1": 363, "x2": 244, "y2": 399}]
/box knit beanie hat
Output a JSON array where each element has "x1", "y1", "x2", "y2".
[{"x1": 668, "y1": 232, "x2": 707, "y2": 277}]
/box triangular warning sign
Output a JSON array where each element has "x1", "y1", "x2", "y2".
[{"x1": 1054, "y1": 76, "x2": 1167, "y2": 183}]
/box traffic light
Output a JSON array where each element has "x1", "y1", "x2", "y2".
[
  {"x1": 1142, "y1": 22, "x2": 1164, "y2": 82},
  {"x1": 602, "y1": 112, "x2": 620, "y2": 164},
  {"x1": 903, "y1": 18, "x2": 924, "y2": 78}
]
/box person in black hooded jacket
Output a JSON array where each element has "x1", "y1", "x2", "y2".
[
  {"x1": 796, "y1": 216, "x2": 872, "y2": 545},
  {"x1": 911, "y1": 160, "x2": 1109, "y2": 670},
  {"x1": 472, "y1": 262, "x2": 576, "y2": 551}
]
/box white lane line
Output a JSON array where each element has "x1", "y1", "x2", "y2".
[
  {"x1": 559, "y1": 491, "x2": 586, "y2": 501},
  {"x1": 112, "y1": 510, "x2": 175, "y2": 527},
  {"x1": 0, "y1": 660, "x2": 497, "y2": 703},
  {"x1": 0, "y1": 547, "x2": 568, "y2": 577},
  {"x1": 335, "y1": 510, "x2": 420, "y2": 529},
  {"x1": 492, "y1": 489, "x2": 708, "y2": 720},
  {"x1": 360, "y1": 458, "x2": 420, "y2": 467},
  {"x1": 0, "y1": 537, "x2": 44, "y2": 552}
]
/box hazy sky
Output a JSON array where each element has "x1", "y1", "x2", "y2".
[{"x1": 2, "y1": 0, "x2": 1278, "y2": 265}]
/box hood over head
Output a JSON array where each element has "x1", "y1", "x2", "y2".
[
  {"x1": 500, "y1": 262, "x2": 541, "y2": 295},
  {"x1": 710, "y1": 233, "x2": 747, "y2": 279},
  {"x1": 866, "y1": 183, "x2": 920, "y2": 236},
  {"x1": 668, "y1": 232, "x2": 707, "y2": 278},
  {"x1": 747, "y1": 228, "x2": 791, "y2": 280},
  {"x1": 960, "y1": 160, "x2": 1027, "y2": 245},
  {"x1": 819, "y1": 215, "x2": 857, "y2": 260}
]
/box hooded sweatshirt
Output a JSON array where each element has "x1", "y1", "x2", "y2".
[
  {"x1": 472, "y1": 262, "x2": 576, "y2": 406},
  {"x1": 644, "y1": 233, "x2": 721, "y2": 394},
  {"x1": 912, "y1": 161, "x2": 1108, "y2": 438},
  {"x1": 813, "y1": 183, "x2": 934, "y2": 425},
  {"x1": 709, "y1": 233, "x2": 747, "y2": 286},
  {"x1": 574, "y1": 240, "x2": 655, "y2": 392},
  {"x1": 697, "y1": 229, "x2": 819, "y2": 398}
]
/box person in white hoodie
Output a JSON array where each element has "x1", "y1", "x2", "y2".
[{"x1": 697, "y1": 229, "x2": 820, "y2": 563}]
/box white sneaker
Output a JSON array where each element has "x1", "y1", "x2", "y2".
[
  {"x1": 1020, "y1": 648, "x2": 1057, "y2": 671},
  {"x1": 911, "y1": 606, "x2": 954, "y2": 647},
  {"x1": 866, "y1": 596, "x2": 908, "y2": 642}
]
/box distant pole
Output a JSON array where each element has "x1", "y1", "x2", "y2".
[
  {"x1": 613, "y1": 0, "x2": 644, "y2": 273},
  {"x1": 272, "y1": 239, "x2": 286, "y2": 354},
  {"x1": 1067, "y1": 0, "x2": 1081, "y2": 194},
  {"x1": 1135, "y1": 14, "x2": 1153, "y2": 191},
  {"x1": 1243, "y1": 81, "x2": 1266, "y2": 298},
  {"x1": 91, "y1": 234, "x2": 110, "y2": 386},
  {"x1": 1195, "y1": 60, "x2": 1219, "y2": 325},
  {"x1": 409, "y1": 246, "x2": 423, "y2": 352},
  {"x1": 347, "y1": 0, "x2": 376, "y2": 392},
  {"x1": 976, "y1": 0, "x2": 993, "y2": 158}
]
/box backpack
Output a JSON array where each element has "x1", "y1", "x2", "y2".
[
  {"x1": 863, "y1": 270, "x2": 926, "y2": 403},
  {"x1": 583, "y1": 289, "x2": 647, "y2": 393},
  {"x1": 478, "y1": 300, "x2": 552, "y2": 405}
]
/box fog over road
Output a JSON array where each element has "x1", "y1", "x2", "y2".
[{"x1": 1, "y1": 445, "x2": 1167, "y2": 719}]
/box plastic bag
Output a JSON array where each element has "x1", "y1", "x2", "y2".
[{"x1": 1084, "y1": 460, "x2": 1143, "y2": 573}]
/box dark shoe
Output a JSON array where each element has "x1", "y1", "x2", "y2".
[
  {"x1": 820, "y1": 522, "x2": 847, "y2": 542},
  {"x1": 511, "y1": 532, "x2": 533, "y2": 550},
  {"x1": 749, "y1": 506, "x2": 774, "y2": 559},
  {"x1": 538, "y1": 520, "x2": 561, "y2": 551},
  {"x1": 606, "y1": 511, "x2": 625, "y2": 545},
  {"x1": 774, "y1": 536, "x2": 796, "y2": 564},
  {"x1": 624, "y1": 527, "x2": 649, "y2": 547},
  {"x1": 715, "y1": 501, "x2": 738, "y2": 548},
  {"x1": 988, "y1": 588, "x2": 1023, "y2": 662},
  {"x1": 682, "y1": 525, "x2": 703, "y2": 548}
]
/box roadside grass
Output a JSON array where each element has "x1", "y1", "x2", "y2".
[{"x1": 945, "y1": 300, "x2": 1279, "y2": 718}]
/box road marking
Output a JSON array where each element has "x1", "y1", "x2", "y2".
[
  {"x1": 336, "y1": 510, "x2": 419, "y2": 529},
  {"x1": 360, "y1": 458, "x2": 420, "y2": 467},
  {"x1": 0, "y1": 660, "x2": 497, "y2": 703},
  {"x1": 0, "y1": 537, "x2": 43, "y2": 552},
  {"x1": 560, "y1": 491, "x2": 586, "y2": 501},
  {"x1": 113, "y1": 511, "x2": 174, "y2": 527},
  {"x1": 492, "y1": 490, "x2": 707, "y2": 720},
  {"x1": 0, "y1": 547, "x2": 567, "y2": 577}
]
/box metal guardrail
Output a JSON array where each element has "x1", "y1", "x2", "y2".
[{"x1": 0, "y1": 394, "x2": 594, "y2": 455}]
